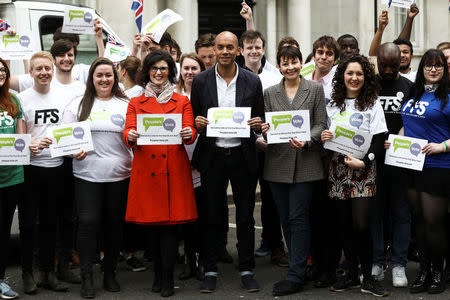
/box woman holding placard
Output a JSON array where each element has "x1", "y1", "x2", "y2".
[
  {"x1": 320, "y1": 54, "x2": 388, "y2": 297},
  {"x1": 397, "y1": 49, "x2": 449, "y2": 294},
  {"x1": 124, "y1": 50, "x2": 197, "y2": 297},
  {"x1": 47, "y1": 57, "x2": 132, "y2": 298},
  {"x1": 260, "y1": 46, "x2": 327, "y2": 296},
  {"x1": 0, "y1": 57, "x2": 25, "y2": 300},
  {"x1": 175, "y1": 53, "x2": 206, "y2": 280}
]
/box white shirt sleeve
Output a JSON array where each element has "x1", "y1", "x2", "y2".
[
  {"x1": 18, "y1": 74, "x2": 34, "y2": 93},
  {"x1": 370, "y1": 100, "x2": 388, "y2": 135}
]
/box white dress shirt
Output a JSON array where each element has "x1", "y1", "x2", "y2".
[
  {"x1": 215, "y1": 63, "x2": 241, "y2": 148},
  {"x1": 305, "y1": 65, "x2": 337, "y2": 104}
]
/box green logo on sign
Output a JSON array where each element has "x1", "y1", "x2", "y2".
[
  {"x1": 334, "y1": 126, "x2": 355, "y2": 139},
  {"x1": 69, "y1": 10, "x2": 84, "y2": 22},
  {"x1": 2, "y1": 35, "x2": 19, "y2": 47},
  {"x1": 272, "y1": 115, "x2": 291, "y2": 130},
  {"x1": 53, "y1": 127, "x2": 73, "y2": 143},
  {"x1": 143, "y1": 117, "x2": 164, "y2": 131},
  {"x1": 213, "y1": 110, "x2": 233, "y2": 124},
  {"x1": 0, "y1": 137, "x2": 15, "y2": 148},
  {"x1": 393, "y1": 138, "x2": 412, "y2": 152}
]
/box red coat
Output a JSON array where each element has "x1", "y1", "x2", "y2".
[{"x1": 123, "y1": 92, "x2": 198, "y2": 225}]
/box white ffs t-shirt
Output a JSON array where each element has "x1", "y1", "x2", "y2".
[
  {"x1": 63, "y1": 96, "x2": 133, "y2": 182},
  {"x1": 326, "y1": 98, "x2": 388, "y2": 135},
  {"x1": 18, "y1": 74, "x2": 86, "y2": 96},
  {"x1": 18, "y1": 87, "x2": 73, "y2": 167}
]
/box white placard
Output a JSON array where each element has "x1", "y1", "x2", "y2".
[
  {"x1": 381, "y1": 0, "x2": 414, "y2": 9},
  {"x1": 62, "y1": 5, "x2": 96, "y2": 35},
  {"x1": 384, "y1": 134, "x2": 427, "y2": 171},
  {"x1": 265, "y1": 110, "x2": 311, "y2": 144},
  {"x1": 0, "y1": 134, "x2": 31, "y2": 165},
  {"x1": 206, "y1": 107, "x2": 251, "y2": 138},
  {"x1": 323, "y1": 124, "x2": 373, "y2": 159},
  {"x1": 104, "y1": 43, "x2": 131, "y2": 63},
  {"x1": 0, "y1": 32, "x2": 35, "y2": 60},
  {"x1": 142, "y1": 9, "x2": 183, "y2": 42},
  {"x1": 136, "y1": 114, "x2": 182, "y2": 145},
  {"x1": 47, "y1": 121, "x2": 94, "y2": 158}
]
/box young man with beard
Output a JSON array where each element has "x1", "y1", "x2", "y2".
[
  {"x1": 239, "y1": 30, "x2": 287, "y2": 267},
  {"x1": 370, "y1": 42, "x2": 413, "y2": 287},
  {"x1": 17, "y1": 52, "x2": 85, "y2": 294},
  {"x1": 191, "y1": 31, "x2": 264, "y2": 293}
]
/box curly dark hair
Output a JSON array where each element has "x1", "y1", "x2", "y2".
[{"x1": 330, "y1": 54, "x2": 379, "y2": 113}]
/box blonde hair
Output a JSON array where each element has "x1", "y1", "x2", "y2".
[{"x1": 30, "y1": 51, "x2": 54, "y2": 70}]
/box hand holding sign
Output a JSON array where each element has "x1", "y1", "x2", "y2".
[
  {"x1": 136, "y1": 114, "x2": 182, "y2": 145},
  {"x1": 0, "y1": 134, "x2": 31, "y2": 165},
  {"x1": 0, "y1": 31, "x2": 35, "y2": 60},
  {"x1": 385, "y1": 134, "x2": 427, "y2": 171},
  {"x1": 62, "y1": 5, "x2": 96, "y2": 35},
  {"x1": 265, "y1": 110, "x2": 310, "y2": 144}
]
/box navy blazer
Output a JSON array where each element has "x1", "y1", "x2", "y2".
[{"x1": 190, "y1": 65, "x2": 264, "y2": 174}]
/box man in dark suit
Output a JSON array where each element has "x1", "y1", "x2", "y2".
[{"x1": 191, "y1": 31, "x2": 264, "y2": 293}]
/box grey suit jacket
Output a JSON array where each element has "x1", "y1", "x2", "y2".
[{"x1": 263, "y1": 78, "x2": 327, "y2": 184}]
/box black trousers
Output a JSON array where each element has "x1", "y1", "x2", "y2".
[
  {"x1": 0, "y1": 183, "x2": 22, "y2": 278},
  {"x1": 182, "y1": 187, "x2": 203, "y2": 258},
  {"x1": 19, "y1": 165, "x2": 64, "y2": 273},
  {"x1": 254, "y1": 152, "x2": 283, "y2": 251},
  {"x1": 150, "y1": 225, "x2": 178, "y2": 284},
  {"x1": 201, "y1": 148, "x2": 256, "y2": 273},
  {"x1": 75, "y1": 178, "x2": 128, "y2": 275}
]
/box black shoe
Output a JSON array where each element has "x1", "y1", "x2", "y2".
[
  {"x1": 200, "y1": 276, "x2": 216, "y2": 293},
  {"x1": 57, "y1": 260, "x2": 82, "y2": 284},
  {"x1": 80, "y1": 273, "x2": 95, "y2": 299},
  {"x1": 218, "y1": 247, "x2": 233, "y2": 264},
  {"x1": 241, "y1": 274, "x2": 259, "y2": 292},
  {"x1": 272, "y1": 279, "x2": 302, "y2": 296},
  {"x1": 428, "y1": 270, "x2": 445, "y2": 294},
  {"x1": 330, "y1": 274, "x2": 360, "y2": 292},
  {"x1": 314, "y1": 272, "x2": 337, "y2": 288},
  {"x1": 410, "y1": 269, "x2": 431, "y2": 294},
  {"x1": 103, "y1": 273, "x2": 120, "y2": 292},
  {"x1": 22, "y1": 272, "x2": 37, "y2": 295},
  {"x1": 179, "y1": 256, "x2": 197, "y2": 280},
  {"x1": 126, "y1": 255, "x2": 146, "y2": 272},
  {"x1": 361, "y1": 276, "x2": 389, "y2": 297},
  {"x1": 161, "y1": 286, "x2": 174, "y2": 297},
  {"x1": 37, "y1": 271, "x2": 69, "y2": 292},
  {"x1": 161, "y1": 271, "x2": 174, "y2": 297},
  {"x1": 152, "y1": 277, "x2": 162, "y2": 293}
]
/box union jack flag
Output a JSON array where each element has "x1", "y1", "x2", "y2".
[
  {"x1": 0, "y1": 19, "x2": 10, "y2": 32},
  {"x1": 131, "y1": 0, "x2": 143, "y2": 33},
  {"x1": 107, "y1": 34, "x2": 123, "y2": 46}
]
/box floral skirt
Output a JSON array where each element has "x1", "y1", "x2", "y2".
[{"x1": 328, "y1": 153, "x2": 376, "y2": 200}]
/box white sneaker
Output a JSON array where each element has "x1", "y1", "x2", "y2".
[
  {"x1": 372, "y1": 264, "x2": 385, "y2": 281},
  {"x1": 392, "y1": 266, "x2": 408, "y2": 287}
]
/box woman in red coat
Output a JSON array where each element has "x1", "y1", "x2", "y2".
[{"x1": 123, "y1": 50, "x2": 197, "y2": 297}]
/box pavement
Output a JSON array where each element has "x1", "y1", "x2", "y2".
[{"x1": 5, "y1": 202, "x2": 450, "y2": 299}]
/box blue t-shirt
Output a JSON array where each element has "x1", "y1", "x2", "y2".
[{"x1": 401, "y1": 92, "x2": 450, "y2": 169}]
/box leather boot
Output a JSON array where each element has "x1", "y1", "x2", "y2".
[
  {"x1": 80, "y1": 273, "x2": 95, "y2": 299},
  {"x1": 103, "y1": 272, "x2": 120, "y2": 292},
  {"x1": 57, "y1": 257, "x2": 81, "y2": 284}
]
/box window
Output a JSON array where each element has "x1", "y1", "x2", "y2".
[{"x1": 394, "y1": 0, "x2": 424, "y2": 53}]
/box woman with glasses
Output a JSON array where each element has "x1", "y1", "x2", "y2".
[
  {"x1": 0, "y1": 58, "x2": 24, "y2": 299},
  {"x1": 124, "y1": 50, "x2": 198, "y2": 297},
  {"x1": 395, "y1": 49, "x2": 449, "y2": 294}
]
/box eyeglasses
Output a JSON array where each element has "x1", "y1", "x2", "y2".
[
  {"x1": 0, "y1": 67, "x2": 7, "y2": 74},
  {"x1": 151, "y1": 66, "x2": 169, "y2": 74},
  {"x1": 424, "y1": 64, "x2": 444, "y2": 71}
]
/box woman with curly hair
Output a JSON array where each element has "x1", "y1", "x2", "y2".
[
  {"x1": 398, "y1": 49, "x2": 449, "y2": 294},
  {"x1": 321, "y1": 55, "x2": 388, "y2": 297}
]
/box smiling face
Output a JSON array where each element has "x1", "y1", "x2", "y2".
[
  {"x1": 279, "y1": 56, "x2": 302, "y2": 81},
  {"x1": 214, "y1": 32, "x2": 240, "y2": 68},
  {"x1": 149, "y1": 60, "x2": 169, "y2": 86},
  {"x1": 181, "y1": 57, "x2": 201, "y2": 88},
  {"x1": 339, "y1": 37, "x2": 359, "y2": 61},
  {"x1": 54, "y1": 47, "x2": 75, "y2": 73},
  {"x1": 398, "y1": 44, "x2": 413, "y2": 71},
  {"x1": 314, "y1": 46, "x2": 336, "y2": 74},
  {"x1": 197, "y1": 46, "x2": 216, "y2": 69},
  {"x1": 423, "y1": 58, "x2": 445, "y2": 85},
  {"x1": 30, "y1": 57, "x2": 54, "y2": 88},
  {"x1": 0, "y1": 61, "x2": 7, "y2": 88},
  {"x1": 93, "y1": 64, "x2": 114, "y2": 98},
  {"x1": 241, "y1": 38, "x2": 265, "y2": 66},
  {"x1": 344, "y1": 62, "x2": 364, "y2": 98}
]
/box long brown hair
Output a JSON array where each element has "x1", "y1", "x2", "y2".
[
  {"x1": 78, "y1": 57, "x2": 127, "y2": 121},
  {"x1": 119, "y1": 56, "x2": 141, "y2": 85},
  {"x1": 176, "y1": 53, "x2": 205, "y2": 94},
  {"x1": 0, "y1": 58, "x2": 19, "y2": 118}
]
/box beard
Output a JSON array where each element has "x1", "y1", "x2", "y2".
[{"x1": 399, "y1": 63, "x2": 410, "y2": 71}]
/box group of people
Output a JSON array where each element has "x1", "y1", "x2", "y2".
[{"x1": 0, "y1": 1, "x2": 449, "y2": 299}]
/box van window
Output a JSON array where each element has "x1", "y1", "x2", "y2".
[{"x1": 38, "y1": 15, "x2": 105, "y2": 65}]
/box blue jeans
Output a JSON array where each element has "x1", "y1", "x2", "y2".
[
  {"x1": 372, "y1": 165, "x2": 411, "y2": 267},
  {"x1": 269, "y1": 181, "x2": 313, "y2": 283}
]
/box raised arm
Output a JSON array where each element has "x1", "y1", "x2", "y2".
[
  {"x1": 240, "y1": 1, "x2": 255, "y2": 31},
  {"x1": 397, "y1": 3, "x2": 419, "y2": 40},
  {"x1": 94, "y1": 18, "x2": 105, "y2": 58},
  {"x1": 369, "y1": 10, "x2": 389, "y2": 56}
]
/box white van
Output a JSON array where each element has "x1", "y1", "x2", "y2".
[
  {"x1": 0, "y1": 0, "x2": 127, "y2": 235},
  {"x1": 0, "y1": 0, "x2": 127, "y2": 76}
]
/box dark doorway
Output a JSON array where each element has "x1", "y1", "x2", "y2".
[{"x1": 198, "y1": 0, "x2": 255, "y2": 36}]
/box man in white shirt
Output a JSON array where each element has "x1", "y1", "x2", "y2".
[
  {"x1": 17, "y1": 51, "x2": 75, "y2": 294},
  {"x1": 191, "y1": 31, "x2": 264, "y2": 294}
]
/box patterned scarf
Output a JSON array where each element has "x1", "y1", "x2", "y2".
[{"x1": 144, "y1": 80, "x2": 175, "y2": 104}]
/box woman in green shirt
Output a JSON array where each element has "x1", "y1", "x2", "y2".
[{"x1": 0, "y1": 57, "x2": 25, "y2": 299}]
